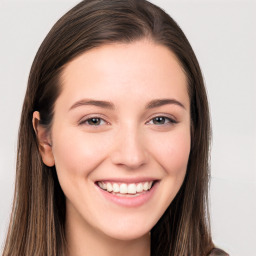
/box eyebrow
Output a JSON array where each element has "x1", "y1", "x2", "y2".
[
  {"x1": 69, "y1": 98, "x2": 185, "y2": 111},
  {"x1": 69, "y1": 99, "x2": 115, "y2": 111},
  {"x1": 145, "y1": 98, "x2": 185, "y2": 110}
]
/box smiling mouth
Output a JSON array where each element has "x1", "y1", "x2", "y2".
[{"x1": 96, "y1": 180, "x2": 157, "y2": 197}]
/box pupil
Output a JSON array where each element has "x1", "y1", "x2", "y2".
[
  {"x1": 89, "y1": 118, "x2": 100, "y2": 125},
  {"x1": 154, "y1": 117, "x2": 165, "y2": 125}
]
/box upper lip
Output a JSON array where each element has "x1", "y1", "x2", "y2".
[{"x1": 95, "y1": 177, "x2": 159, "y2": 184}]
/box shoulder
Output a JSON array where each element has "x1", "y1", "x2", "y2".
[{"x1": 208, "y1": 248, "x2": 229, "y2": 256}]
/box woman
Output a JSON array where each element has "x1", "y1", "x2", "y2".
[{"x1": 3, "y1": 0, "x2": 228, "y2": 255}]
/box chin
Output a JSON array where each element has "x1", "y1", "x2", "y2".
[
  {"x1": 103, "y1": 227, "x2": 151, "y2": 241},
  {"x1": 95, "y1": 213, "x2": 157, "y2": 241}
]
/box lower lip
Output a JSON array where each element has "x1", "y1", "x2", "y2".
[{"x1": 96, "y1": 182, "x2": 159, "y2": 207}]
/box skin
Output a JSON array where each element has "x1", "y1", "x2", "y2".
[{"x1": 33, "y1": 39, "x2": 191, "y2": 256}]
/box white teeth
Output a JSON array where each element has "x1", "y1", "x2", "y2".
[
  {"x1": 120, "y1": 184, "x2": 128, "y2": 193},
  {"x1": 127, "y1": 184, "x2": 136, "y2": 194},
  {"x1": 143, "y1": 182, "x2": 149, "y2": 191},
  {"x1": 98, "y1": 182, "x2": 104, "y2": 189},
  {"x1": 107, "y1": 183, "x2": 113, "y2": 192},
  {"x1": 98, "y1": 181, "x2": 154, "y2": 194},
  {"x1": 102, "y1": 182, "x2": 107, "y2": 190},
  {"x1": 112, "y1": 183, "x2": 120, "y2": 193},
  {"x1": 136, "y1": 183, "x2": 143, "y2": 192}
]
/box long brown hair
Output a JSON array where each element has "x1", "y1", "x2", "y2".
[{"x1": 3, "y1": 0, "x2": 216, "y2": 255}]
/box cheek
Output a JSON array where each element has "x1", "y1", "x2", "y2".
[
  {"x1": 51, "y1": 128, "x2": 112, "y2": 178},
  {"x1": 149, "y1": 128, "x2": 191, "y2": 176}
]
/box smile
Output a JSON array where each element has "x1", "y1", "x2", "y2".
[
  {"x1": 95, "y1": 179, "x2": 159, "y2": 207},
  {"x1": 97, "y1": 181, "x2": 154, "y2": 195}
]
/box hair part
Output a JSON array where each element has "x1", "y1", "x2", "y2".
[{"x1": 3, "y1": 1, "x2": 214, "y2": 255}]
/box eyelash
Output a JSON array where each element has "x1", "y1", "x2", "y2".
[
  {"x1": 147, "y1": 116, "x2": 177, "y2": 126},
  {"x1": 79, "y1": 115, "x2": 177, "y2": 127}
]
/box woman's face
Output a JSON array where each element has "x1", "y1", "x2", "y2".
[{"x1": 40, "y1": 40, "x2": 191, "y2": 241}]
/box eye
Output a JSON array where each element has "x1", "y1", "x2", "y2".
[
  {"x1": 147, "y1": 116, "x2": 176, "y2": 126},
  {"x1": 80, "y1": 117, "x2": 107, "y2": 126}
]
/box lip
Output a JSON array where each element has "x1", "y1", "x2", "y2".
[
  {"x1": 95, "y1": 180, "x2": 159, "y2": 207},
  {"x1": 96, "y1": 177, "x2": 157, "y2": 184}
]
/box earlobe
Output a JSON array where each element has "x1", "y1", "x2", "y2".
[{"x1": 32, "y1": 111, "x2": 55, "y2": 167}]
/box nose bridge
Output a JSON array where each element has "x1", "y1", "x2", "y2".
[{"x1": 110, "y1": 122, "x2": 148, "y2": 169}]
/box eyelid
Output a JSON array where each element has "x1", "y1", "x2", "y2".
[
  {"x1": 77, "y1": 113, "x2": 178, "y2": 127},
  {"x1": 146, "y1": 113, "x2": 178, "y2": 125},
  {"x1": 78, "y1": 114, "x2": 109, "y2": 126}
]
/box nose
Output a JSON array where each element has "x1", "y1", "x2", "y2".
[{"x1": 110, "y1": 126, "x2": 149, "y2": 170}]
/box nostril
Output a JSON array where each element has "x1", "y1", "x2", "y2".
[{"x1": 110, "y1": 139, "x2": 149, "y2": 168}]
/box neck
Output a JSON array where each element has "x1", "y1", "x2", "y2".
[{"x1": 65, "y1": 206, "x2": 150, "y2": 256}]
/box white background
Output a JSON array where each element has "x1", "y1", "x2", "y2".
[{"x1": 0, "y1": 0, "x2": 255, "y2": 255}]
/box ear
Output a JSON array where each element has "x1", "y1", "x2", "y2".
[{"x1": 32, "y1": 111, "x2": 55, "y2": 167}]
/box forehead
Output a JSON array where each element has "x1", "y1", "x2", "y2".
[{"x1": 58, "y1": 40, "x2": 189, "y2": 110}]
